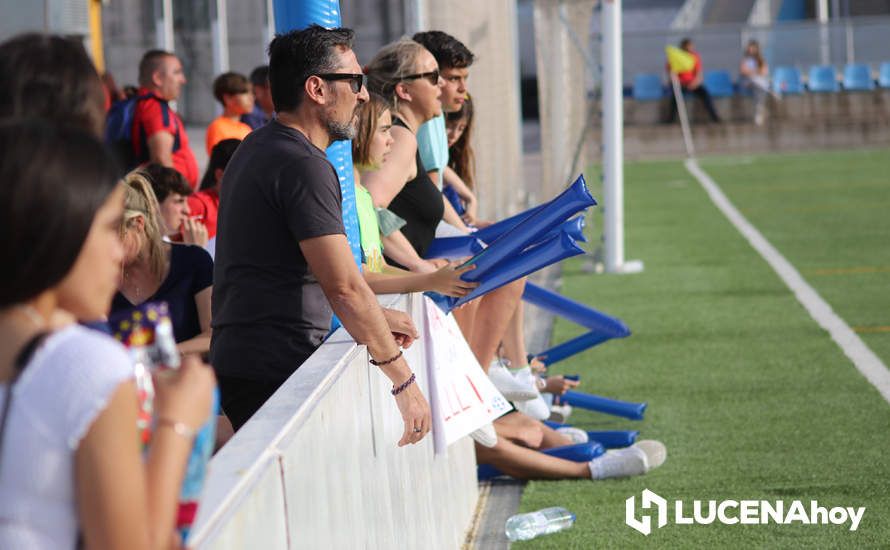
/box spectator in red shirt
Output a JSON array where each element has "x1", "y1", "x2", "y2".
[
  {"x1": 132, "y1": 50, "x2": 200, "y2": 188},
  {"x1": 667, "y1": 38, "x2": 721, "y2": 123},
  {"x1": 190, "y1": 138, "x2": 241, "y2": 239}
]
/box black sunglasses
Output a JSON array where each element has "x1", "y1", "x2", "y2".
[
  {"x1": 402, "y1": 70, "x2": 440, "y2": 86},
  {"x1": 315, "y1": 73, "x2": 367, "y2": 94}
]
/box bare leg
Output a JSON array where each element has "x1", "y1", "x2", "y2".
[
  {"x1": 452, "y1": 299, "x2": 480, "y2": 359},
  {"x1": 468, "y1": 279, "x2": 524, "y2": 370},
  {"x1": 501, "y1": 298, "x2": 529, "y2": 369},
  {"x1": 475, "y1": 438, "x2": 590, "y2": 479},
  {"x1": 494, "y1": 411, "x2": 573, "y2": 449}
]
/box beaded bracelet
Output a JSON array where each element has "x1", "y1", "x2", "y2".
[
  {"x1": 370, "y1": 349, "x2": 403, "y2": 366},
  {"x1": 390, "y1": 373, "x2": 416, "y2": 396}
]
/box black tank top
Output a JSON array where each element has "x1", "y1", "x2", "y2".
[{"x1": 385, "y1": 117, "x2": 445, "y2": 266}]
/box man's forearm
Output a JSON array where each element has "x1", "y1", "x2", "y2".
[{"x1": 327, "y1": 277, "x2": 411, "y2": 382}]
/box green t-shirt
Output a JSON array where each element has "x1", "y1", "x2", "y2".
[{"x1": 355, "y1": 183, "x2": 385, "y2": 273}]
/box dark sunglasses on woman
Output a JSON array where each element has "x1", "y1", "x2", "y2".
[{"x1": 402, "y1": 70, "x2": 440, "y2": 86}]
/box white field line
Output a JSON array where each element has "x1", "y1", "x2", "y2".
[{"x1": 685, "y1": 158, "x2": 890, "y2": 405}]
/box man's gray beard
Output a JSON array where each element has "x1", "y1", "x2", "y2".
[{"x1": 326, "y1": 118, "x2": 356, "y2": 142}]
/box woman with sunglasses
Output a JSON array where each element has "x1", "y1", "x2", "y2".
[
  {"x1": 363, "y1": 39, "x2": 447, "y2": 273},
  {"x1": 364, "y1": 41, "x2": 528, "y2": 384}
]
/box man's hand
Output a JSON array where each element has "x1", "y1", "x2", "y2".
[
  {"x1": 381, "y1": 307, "x2": 418, "y2": 349},
  {"x1": 394, "y1": 381, "x2": 432, "y2": 446}
]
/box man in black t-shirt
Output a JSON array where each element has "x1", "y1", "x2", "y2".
[{"x1": 211, "y1": 26, "x2": 431, "y2": 441}]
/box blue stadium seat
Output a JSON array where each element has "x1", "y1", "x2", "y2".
[
  {"x1": 632, "y1": 73, "x2": 664, "y2": 101},
  {"x1": 772, "y1": 66, "x2": 804, "y2": 94},
  {"x1": 842, "y1": 63, "x2": 874, "y2": 91},
  {"x1": 808, "y1": 65, "x2": 840, "y2": 92},
  {"x1": 703, "y1": 70, "x2": 734, "y2": 97},
  {"x1": 879, "y1": 62, "x2": 890, "y2": 88}
]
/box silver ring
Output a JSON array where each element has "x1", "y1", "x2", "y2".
[{"x1": 413, "y1": 428, "x2": 422, "y2": 433}]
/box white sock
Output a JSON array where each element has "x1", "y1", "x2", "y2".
[{"x1": 588, "y1": 440, "x2": 666, "y2": 479}]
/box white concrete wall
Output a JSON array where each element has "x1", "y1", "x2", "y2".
[{"x1": 189, "y1": 293, "x2": 479, "y2": 549}]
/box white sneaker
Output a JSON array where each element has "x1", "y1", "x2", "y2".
[
  {"x1": 556, "y1": 426, "x2": 589, "y2": 444},
  {"x1": 548, "y1": 404, "x2": 573, "y2": 423},
  {"x1": 512, "y1": 367, "x2": 551, "y2": 420},
  {"x1": 588, "y1": 440, "x2": 667, "y2": 479},
  {"x1": 487, "y1": 362, "x2": 537, "y2": 402}
]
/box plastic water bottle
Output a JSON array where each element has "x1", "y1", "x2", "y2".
[{"x1": 505, "y1": 507, "x2": 576, "y2": 541}]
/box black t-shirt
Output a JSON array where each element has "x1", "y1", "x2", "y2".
[
  {"x1": 210, "y1": 120, "x2": 345, "y2": 382},
  {"x1": 385, "y1": 118, "x2": 445, "y2": 267},
  {"x1": 110, "y1": 243, "x2": 213, "y2": 342}
]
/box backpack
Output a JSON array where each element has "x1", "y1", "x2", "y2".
[{"x1": 105, "y1": 93, "x2": 181, "y2": 171}]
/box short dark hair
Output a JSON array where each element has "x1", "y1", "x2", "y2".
[
  {"x1": 249, "y1": 65, "x2": 270, "y2": 87},
  {"x1": 267, "y1": 24, "x2": 355, "y2": 113},
  {"x1": 0, "y1": 120, "x2": 120, "y2": 307},
  {"x1": 139, "y1": 49, "x2": 176, "y2": 87},
  {"x1": 138, "y1": 163, "x2": 193, "y2": 202},
  {"x1": 412, "y1": 31, "x2": 475, "y2": 70},
  {"x1": 201, "y1": 139, "x2": 241, "y2": 190},
  {"x1": 680, "y1": 37, "x2": 693, "y2": 50},
  {"x1": 0, "y1": 33, "x2": 106, "y2": 138},
  {"x1": 212, "y1": 71, "x2": 250, "y2": 104}
]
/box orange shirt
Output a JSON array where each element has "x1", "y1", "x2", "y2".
[{"x1": 205, "y1": 116, "x2": 252, "y2": 155}]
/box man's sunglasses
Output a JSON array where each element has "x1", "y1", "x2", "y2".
[
  {"x1": 315, "y1": 73, "x2": 367, "y2": 94},
  {"x1": 402, "y1": 70, "x2": 440, "y2": 86}
]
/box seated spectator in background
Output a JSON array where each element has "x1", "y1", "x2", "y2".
[
  {"x1": 190, "y1": 138, "x2": 241, "y2": 242},
  {"x1": 140, "y1": 163, "x2": 208, "y2": 247},
  {"x1": 740, "y1": 39, "x2": 769, "y2": 126},
  {"x1": 667, "y1": 37, "x2": 721, "y2": 124},
  {"x1": 241, "y1": 65, "x2": 275, "y2": 130},
  {"x1": 0, "y1": 33, "x2": 106, "y2": 138},
  {"x1": 0, "y1": 119, "x2": 215, "y2": 550},
  {"x1": 112, "y1": 172, "x2": 214, "y2": 356},
  {"x1": 211, "y1": 25, "x2": 431, "y2": 437},
  {"x1": 132, "y1": 49, "x2": 199, "y2": 188},
  {"x1": 205, "y1": 72, "x2": 254, "y2": 155}
]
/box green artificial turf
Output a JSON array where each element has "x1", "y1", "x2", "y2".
[{"x1": 515, "y1": 149, "x2": 890, "y2": 548}]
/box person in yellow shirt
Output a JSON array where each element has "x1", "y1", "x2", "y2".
[{"x1": 205, "y1": 72, "x2": 254, "y2": 155}]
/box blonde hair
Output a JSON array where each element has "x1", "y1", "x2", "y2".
[
  {"x1": 365, "y1": 38, "x2": 429, "y2": 111},
  {"x1": 121, "y1": 171, "x2": 166, "y2": 279}
]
